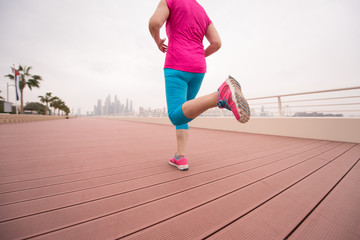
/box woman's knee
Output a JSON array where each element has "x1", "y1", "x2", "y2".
[
  {"x1": 168, "y1": 111, "x2": 181, "y2": 126},
  {"x1": 168, "y1": 107, "x2": 192, "y2": 126},
  {"x1": 168, "y1": 112, "x2": 189, "y2": 129}
]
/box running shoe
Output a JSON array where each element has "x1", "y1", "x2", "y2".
[
  {"x1": 169, "y1": 154, "x2": 189, "y2": 171},
  {"x1": 217, "y1": 76, "x2": 250, "y2": 123}
]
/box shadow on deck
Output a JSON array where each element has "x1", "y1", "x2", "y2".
[{"x1": 0, "y1": 118, "x2": 359, "y2": 239}]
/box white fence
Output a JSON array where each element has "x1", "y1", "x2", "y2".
[
  {"x1": 247, "y1": 86, "x2": 360, "y2": 117},
  {"x1": 105, "y1": 86, "x2": 360, "y2": 143},
  {"x1": 136, "y1": 86, "x2": 360, "y2": 118}
]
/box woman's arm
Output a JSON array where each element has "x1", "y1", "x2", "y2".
[
  {"x1": 149, "y1": 0, "x2": 170, "y2": 53},
  {"x1": 204, "y1": 23, "x2": 222, "y2": 57}
]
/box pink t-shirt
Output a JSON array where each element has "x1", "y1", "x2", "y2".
[{"x1": 164, "y1": 0, "x2": 212, "y2": 73}]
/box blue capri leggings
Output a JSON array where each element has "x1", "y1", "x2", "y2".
[{"x1": 164, "y1": 68, "x2": 205, "y2": 130}]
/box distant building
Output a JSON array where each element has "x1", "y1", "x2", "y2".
[
  {"x1": 92, "y1": 95, "x2": 136, "y2": 116},
  {"x1": 94, "y1": 99, "x2": 102, "y2": 116},
  {"x1": 293, "y1": 112, "x2": 343, "y2": 117}
]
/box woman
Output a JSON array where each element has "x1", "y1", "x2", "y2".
[{"x1": 149, "y1": 0, "x2": 250, "y2": 171}]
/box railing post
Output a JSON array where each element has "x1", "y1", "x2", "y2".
[{"x1": 277, "y1": 96, "x2": 282, "y2": 117}]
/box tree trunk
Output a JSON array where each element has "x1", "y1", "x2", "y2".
[
  {"x1": 45, "y1": 103, "x2": 48, "y2": 115},
  {"x1": 20, "y1": 89, "x2": 24, "y2": 114}
]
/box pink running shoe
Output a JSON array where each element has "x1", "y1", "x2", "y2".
[
  {"x1": 169, "y1": 154, "x2": 189, "y2": 171},
  {"x1": 217, "y1": 76, "x2": 250, "y2": 123}
]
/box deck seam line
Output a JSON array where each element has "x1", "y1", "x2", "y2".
[
  {"x1": 202, "y1": 144, "x2": 357, "y2": 239},
  {"x1": 1, "y1": 141, "x2": 332, "y2": 223},
  {"x1": 0, "y1": 139, "x2": 302, "y2": 184},
  {"x1": 0, "y1": 141, "x2": 330, "y2": 209},
  {"x1": 284, "y1": 155, "x2": 360, "y2": 239},
  {"x1": 0, "y1": 140, "x2": 319, "y2": 195},
  {"x1": 0, "y1": 140, "x2": 303, "y2": 193},
  {"x1": 23, "y1": 143, "x2": 345, "y2": 239}
]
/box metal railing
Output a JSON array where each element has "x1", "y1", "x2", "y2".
[
  {"x1": 102, "y1": 86, "x2": 360, "y2": 118},
  {"x1": 247, "y1": 86, "x2": 360, "y2": 117}
]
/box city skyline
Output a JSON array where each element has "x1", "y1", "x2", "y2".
[{"x1": 91, "y1": 95, "x2": 134, "y2": 116}]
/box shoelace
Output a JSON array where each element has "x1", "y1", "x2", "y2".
[{"x1": 217, "y1": 98, "x2": 231, "y2": 110}]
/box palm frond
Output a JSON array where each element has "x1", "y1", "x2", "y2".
[
  {"x1": 24, "y1": 66, "x2": 32, "y2": 76},
  {"x1": 27, "y1": 76, "x2": 42, "y2": 90},
  {"x1": 4, "y1": 74, "x2": 14, "y2": 80},
  {"x1": 39, "y1": 92, "x2": 53, "y2": 103},
  {"x1": 38, "y1": 96, "x2": 44, "y2": 102},
  {"x1": 51, "y1": 96, "x2": 59, "y2": 102},
  {"x1": 32, "y1": 75, "x2": 42, "y2": 81}
]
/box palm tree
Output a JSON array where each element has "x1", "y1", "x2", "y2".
[
  {"x1": 58, "y1": 100, "x2": 66, "y2": 115},
  {"x1": 58, "y1": 102, "x2": 70, "y2": 116},
  {"x1": 59, "y1": 101, "x2": 66, "y2": 115},
  {"x1": 51, "y1": 98, "x2": 63, "y2": 116},
  {"x1": 5, "y1": 65, "x2": 42, "y2": 114},
  {"x1": 64, "y1": 106, "x2": 70, "y2": 117},
  {"x1": 38, "y1": 92, "x2": 53, "y2": 115},
  {"x1": 50, "y1": 96, "x2": 58, "y2": 115}
]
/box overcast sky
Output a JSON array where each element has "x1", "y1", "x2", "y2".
[{"x1": 1, "y1": 0, "x2": 359, "y2": 114}]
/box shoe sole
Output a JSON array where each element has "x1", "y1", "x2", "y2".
[
  {"x1": 169, "y1": 161, "x2": 189, "y2": 171},
  {"x1": 226, "y1": 76, "x2": 251, "y2": 123}
]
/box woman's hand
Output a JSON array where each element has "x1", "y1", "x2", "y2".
[{"x1": 157, "y1": 38, "x2": 167, "y2": 53}]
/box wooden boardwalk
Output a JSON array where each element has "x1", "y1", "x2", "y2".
[{"x1": 0, "y1": 118, "x2": 359, "y2": 240}]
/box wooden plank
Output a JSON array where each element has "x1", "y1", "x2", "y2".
[
  {"x1": 0, "y1": 140, "x2": 325, "y2": 223},
  {"x1": 0, "y1": 119, "x2": 286, "y2": 180},
  {"x1": 0, "y1": 131, "x2": 296, "y2": 191},
  {"x1": 0, "y1": 124, "x2": 309, "y2": 205},
  {"x1": 0, "y1": 142, "x2": 342, "y2": 239},
  {"x1": 123, "y1": 143, "x2": 356, "y2": 240},
  {"x1": 1, "y1": 119, "x2": 358, "y2": 240},
  {"x1": 204, "y1": 144, "x2": 360, "y2": 240},
  {"x1": 289, "y1": 145, "x2": 360, "y2": 240}
]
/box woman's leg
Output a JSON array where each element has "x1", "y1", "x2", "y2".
[
  {"x1": 176, "y1": 93, "x2": 217, "y2": 156},
  {"x1": 176, "y1": 129, "x2": 188, "y2": 156},
  {"x1": 182, "y1": 92, "x2": 218, "y2": 119},
  {"x1": 175, "y1": 74, "x2": 218, "y2": 157},
  {"x1": 164, "y1": 69, "x2": 217, "y2": 166}
]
